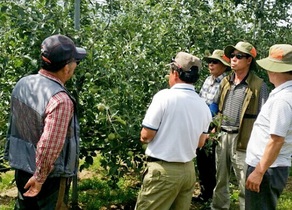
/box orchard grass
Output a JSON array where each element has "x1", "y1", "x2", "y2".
[
  {"x1": 76, "y1": 154, "x2": 139, "y2": 209},
  {"x1": 0, "y1": 171, "x2": 15, "y2": 210},
  {"x1": 0, "y1": 171, "x2": 14, "y2": 191},
  {"x1": 0, "y1": 160, "x2": 292, "y2": 210},
  {"x1": 76, "y1": 168, "x2": 292, "y2": 210},
  {"x1": 76, "y1": 158, "x2": 292, "y2": 210},
  {"x1": 278, "y1": 192, "x2": 292, "y2": 210},
  {"x1": 76, "y1": 177, "x2": 138, "y2": 209}
]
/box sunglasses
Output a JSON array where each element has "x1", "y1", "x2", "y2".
[
  {"x1": 66, "y1": 58, "x2": 80, "y2": 65},
  {"x1": 230, "y1": 53, "x2": 250, "y2": 59},
  {"x1": 207, "y1": 59, "x2": 220, "y2": 64}
]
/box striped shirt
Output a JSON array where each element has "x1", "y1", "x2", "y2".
[
  {"x1": 221, "y1": 73, "x2": 269, "y2": 127},
  {"x1": 199, "y1": 73, "x2": 227, "y2": 105},
  {"x1": 34, "y1": 70, "x2": 74, "y2": 183}
]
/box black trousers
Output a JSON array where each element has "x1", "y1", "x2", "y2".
[
  {"x1": 196, "y1": 140, "x2": 216, "y2": 200},
  {"x1": 245, "y1": 165, "x2": 289, "y2": 210},
  {"x1": 14, "y1": 169, "x2": 70, "y2": 210}
]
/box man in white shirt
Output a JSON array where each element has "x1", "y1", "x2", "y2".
[
  {"x1": 245, "y1": 44, "x2": 292, "y2": 210},
  {"x1": 135, "y1": 52, "x2": 212, "y2": 210}
]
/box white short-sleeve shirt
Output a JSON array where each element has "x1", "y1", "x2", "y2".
[
  {"x1": 246, "y1": 81, "x2": 292, "y2": 167},
  {"x1": 142, "y1": 83, "x2": 212, "y2": 162}
]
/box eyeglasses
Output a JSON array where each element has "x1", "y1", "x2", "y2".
[
  {"x1": 207, "y1": 59, "x2": 220, "y2": 64},
  {"x1": 230, "y1": 53, "x2": 250, "y2": 59}
]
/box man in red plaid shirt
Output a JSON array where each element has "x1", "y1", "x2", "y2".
[{"x1": 5, "y1": 34, "x2": 86, "y2": 209}]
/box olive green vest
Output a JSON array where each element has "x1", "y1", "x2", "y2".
[{"x1": 218, "y1": 71, "x2": 263, "y2": 151}]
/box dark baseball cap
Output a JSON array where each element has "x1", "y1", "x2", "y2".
[{"x1": 41, "y1": 34, "x2": 86, "y2": 71}]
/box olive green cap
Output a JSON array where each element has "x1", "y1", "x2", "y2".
[
  {"x1": 224, "y1": 41, "x2": 257, "y2": 58},
  {"x1": 224, "y1": 41, "x2": 257, "y2": 70},
  {"x1": 203, "y1": 49, "x2": 230, "y2": 67}
]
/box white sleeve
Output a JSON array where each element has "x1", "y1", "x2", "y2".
[
  {"x1": 142, "y1": 91, "x2": 165, "y2": 130},
  {"x1": 270, "y1": 99, "x2": 292, "y2": 137}
]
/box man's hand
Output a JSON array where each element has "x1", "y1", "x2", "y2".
[
  {"x1": 246, "y1": 134, "x2": 284, "y2": 193},
  {"x1": 23, "y1": 176, "x2": 43, "y2": 197},
  {"x1": 198, "y1": 133, "x2": 209, "y2": 148},
  {"x1": 245, "y1": 169, "x2": 263, "y2": 193}
]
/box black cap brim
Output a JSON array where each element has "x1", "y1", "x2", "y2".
[{"x1": 75, "y1": 47, "x2": 87, "y2": 61}]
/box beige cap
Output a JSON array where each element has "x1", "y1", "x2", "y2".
[
  {"x1": 172, "y1": 52, "x2": 202, "y2": 71},
  {"x1": 257, "y1": 44, "x2": 292, "y2": 72}
]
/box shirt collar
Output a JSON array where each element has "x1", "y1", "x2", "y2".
[
  {"x1": 229, "y1": 72, "x2": 249, "y2": 85},
  {"x1": 39, "y1": 69, "x2": 64, "y2": 87},
  {"x1": 270, "y1": 80, "x2": 292, "y2": 96},
  {"x1": 171, "y1": 83, "x2": 195, "y2": 91},
  {"x1": 215, "y1": 72, "x2": 227, "y2": 83}
]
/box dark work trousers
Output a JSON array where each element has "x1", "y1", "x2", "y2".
[
  {"x1": 245, "y1": 165, "x2": 289, "y2": 210},
  {"x1": 14, "y1": 169, "x2": 71, "y2": 210},
  {"x1": 196, "y1": 140, "x2": 216, "y2": 201}
]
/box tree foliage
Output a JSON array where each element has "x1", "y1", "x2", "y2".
[{"x1": 0, "y1": 0, "x2": 291, "y2": 185}]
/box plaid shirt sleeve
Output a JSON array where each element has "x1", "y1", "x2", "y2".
[
  {"x1": 199, "y1": 76, "x2": 219, "y2": 105},
  {"x1": 34, "y1": 91, "x2": 74, "y2": 183}
]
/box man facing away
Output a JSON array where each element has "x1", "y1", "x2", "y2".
[
  {"x1": 211, "y1": 41, "x2": 269, "y2": 210},
  {"x1": 194, "y1": 49, "x2": 230, "y2": 203},
  {"x1": 245, "y1": 44, "x2": 292, "y2": 210},
  {"x1": 135, "y1": 52, "x2": 212, "y2": 210},
  {"x1": 5, "y1": 34, "x2": 86, "y2": 209}
]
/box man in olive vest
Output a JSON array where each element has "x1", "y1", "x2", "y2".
[
  {"x1": 5, "y1": 34, "x2": 86, "y2": 209},
  {"x1": 211, "y1": 41, "x2": 269, "y2": 210}
]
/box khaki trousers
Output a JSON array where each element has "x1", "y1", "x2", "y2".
[
  {"x1": 135, "y1": 160, "x2": 195, "y2": 210},
  {"x1": 211, "y1": 132, "x2": 247, "y2": 210}
]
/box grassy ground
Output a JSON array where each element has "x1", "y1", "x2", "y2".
[
  {"x1": 1, "y1": 160, "x2": 292, "y2": 210},
  {"x1": 0, "y1": 171, "x2": 15, "y2": 210}
]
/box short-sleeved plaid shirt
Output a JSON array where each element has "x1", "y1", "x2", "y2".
[{"x1": 199, "y1": 72, "x2": 227, "y2": 105}]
